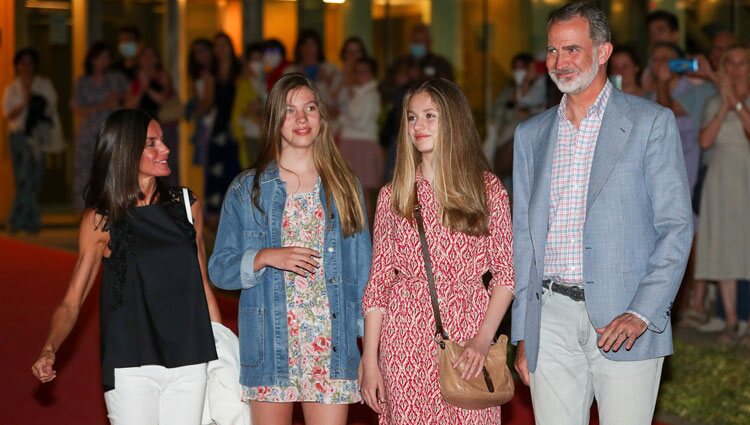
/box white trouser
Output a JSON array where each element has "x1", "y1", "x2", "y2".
[
  {"x1": 104, "y1": 363, "x2": 207, "y2": 425},
  {"x1": 529, "y1": 290, "x2": 664, "y2": 425}
]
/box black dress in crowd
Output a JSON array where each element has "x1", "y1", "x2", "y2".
[
  {"x1": 99, "y1": 188, "x2": 217, "y2": 391},
  {"x1": 204, "y1": 78, "x2": 240, "y2": 216}
]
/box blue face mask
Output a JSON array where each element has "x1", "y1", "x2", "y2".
[
  {"x1": 410, "y1": 43, "x2": 427, "y2": 59},
  {"x1": 119, "y1": 42, "x2": 138, "y2": 59}
]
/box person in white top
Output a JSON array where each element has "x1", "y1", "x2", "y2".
[
  {"x1": 2, "y1": 48, "x2": 64, "y2": 233},
  {"x1": 337, "y1": 57, "x2": 382, "y2": 222}
]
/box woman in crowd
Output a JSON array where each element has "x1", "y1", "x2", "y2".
[
  {"x1": 204, "y1": 32, "x2": 242, "y2": 222},
  {"x1": 126, "y1": 45, "x2": 180, "y2": 186},
  {"x1": 608, "y1": 45, "x2": 648, "y2": 97},
  {"x1": 359, "y1": 78, "x2": 515, "y2": 424},
  {"x1": 71, "y1": 42, "x2": 129, "y2": 210},
  {"x1": 231, "y1": 41, "x2": 266, "y2": 169},
  {"x1": 332, "y1": 36, "x2": 368, "y2": 121},
  {"x1": 695, "y1": 43, "x2": 750, "y2": 345},
  {"x1": 31, "y1": 109, "x2": 221, "y2": 424},
  {"x1": 285, "y1": 29, "x2": 341, "y2": 119},
  {"x1": 187, "y1": 38, "x2": 215, "y2": 167},
  {"x1": 209, "y1": 73, "x2": 371, "y2": 425},
  {"x1": 263, "y1": 38, "x2": 290, "y2": 92},
  {"x1": 2, "y1": 48, "x2": 64, "y2": 233},
  {"x1": 336, "y1": 56, "x2": 382, "y2": 223}
]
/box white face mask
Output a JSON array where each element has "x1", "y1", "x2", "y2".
[
  {"x1": 512, "y1": 69, "x2": 528, "y2": 85},
  {"x1": 264, "y1": 51, "x2": 282, "y2": 70}
]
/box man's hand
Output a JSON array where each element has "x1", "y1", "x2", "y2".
[
  {"x1": 595, "y1": 313, "x2": 648, "y2": 352},
  {"x1": 514, "y1": 340, "x2": 530, "y2": 386}
]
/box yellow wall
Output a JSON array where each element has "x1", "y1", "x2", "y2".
[
  {"x1": 462, "y1": 0, "x2": 530, "y2": 111},
  {"x1": 263, "y1": 1, "x2": 298, "y2": 61},
  {"x1": 325, "y1": 3, "x2": 346, "y2": 66},
  {"x1": 0, "y1": 0, "x2": 15, "y2": 223}
]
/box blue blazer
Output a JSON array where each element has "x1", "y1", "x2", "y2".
[{"x1": 511, "y1": 87, "x2": 693, "y2": 372}]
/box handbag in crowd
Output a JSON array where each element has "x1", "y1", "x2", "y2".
[{"x1": 413, "y1": 194, "x2": 514, "y2": 410}]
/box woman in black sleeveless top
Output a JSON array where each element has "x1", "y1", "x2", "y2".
[{"x1": 31, "y1": 109, "x2": 220, "y2": 424}]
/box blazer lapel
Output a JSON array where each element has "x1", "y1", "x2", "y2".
[
  {"x1": 529, "y1": 111, "x2": 558, "y2": 277},
  {"x1": 586, "y1": 91, "x2": 633, "y2": 213}
]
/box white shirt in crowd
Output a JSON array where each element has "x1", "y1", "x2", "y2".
[{"x1": 338, "y1": 80, "x2": 380, "y2": 142}]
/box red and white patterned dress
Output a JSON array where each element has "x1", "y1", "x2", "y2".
[{"x1": 362, "y1": 171, "x2": 515, "y2": 424}]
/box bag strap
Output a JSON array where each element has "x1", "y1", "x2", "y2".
[
  {"x1": 182, "y1": 187, "x2": 194, "y2": 225},
  {"x1": 413, "y1": 183, "x2": 449, "y2": 341}
]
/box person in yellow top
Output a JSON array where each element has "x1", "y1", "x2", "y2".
[{"x1": 231, "y1": 42, "x2": 266, "y2": 169}]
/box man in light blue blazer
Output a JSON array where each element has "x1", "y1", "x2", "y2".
[{"x1": 511, "y1": 2, "x2": 693, "y2": 424}]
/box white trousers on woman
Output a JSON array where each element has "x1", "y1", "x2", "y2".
[
  {"x1": 104, "y1": 363, "x2": 207, "y2": 425},
  {"x1": 529, "y1": 290, "x2": 664, "y2": 425}
]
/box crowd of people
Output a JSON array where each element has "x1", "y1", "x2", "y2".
[{"x1": 9, "y1": 1, "x2": 750, "y2": 424}]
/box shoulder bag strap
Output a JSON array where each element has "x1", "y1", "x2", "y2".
[
  {"x1": 413, "y1": 183, "x2": 449, "y2": 341},
  {"x1": 182, "y1": 187, "x2": 194, "y2": 225}
]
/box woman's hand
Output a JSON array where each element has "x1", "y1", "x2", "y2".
[
  {"x1": 718, "y1": 73, "x2": 739, "y2": 108},
  {"x1": 31, "y1": 349, "x2": 57, "y2": 383},
  {"x1": 453, "y1": 334, "x2": 493, "y2": 380},
  {"x1": 358, "y1": 354, "x2": 386, "y2": 414},
  {"x1": 257, "y1": 247, "x2": 321, "y2": 276}
]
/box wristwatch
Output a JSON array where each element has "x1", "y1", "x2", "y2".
[{"x1": 737, "y1": 101, "x2": 745, "y2": 112}]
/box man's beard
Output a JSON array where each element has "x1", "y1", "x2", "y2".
[{"x1": 549, "y1": 47, "x2": 600, "y2": 94}]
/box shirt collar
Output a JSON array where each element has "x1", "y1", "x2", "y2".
[{"x1": 558, "y1": 80, "x2": 613, "y2": 122}]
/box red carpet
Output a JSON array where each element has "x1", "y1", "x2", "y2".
[{"x1": 0, "y1": 237, "x2": 667, "y2": 424}]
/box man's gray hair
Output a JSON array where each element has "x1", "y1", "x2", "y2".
[{"x1": 548, "y1": 1, "x2": 611, "y2": 45}]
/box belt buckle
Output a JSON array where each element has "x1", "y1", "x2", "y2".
[{"x1": 567, "y1": 285, "x2": 585, "y2": 302}]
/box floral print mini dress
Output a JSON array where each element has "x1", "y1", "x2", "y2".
[{"x1": 242, "y1": 180, "x2": 361, "y2": 404}]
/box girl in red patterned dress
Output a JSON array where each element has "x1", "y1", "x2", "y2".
[{"x1": 359, "y1": 78, "x2": 515, "y2": 424}]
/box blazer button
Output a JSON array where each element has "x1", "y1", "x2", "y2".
[
  {"x1": 328, "y1": 247, "x2": 334, "y2": 253},
  {"x1": 332, "y1": 313, "x2": 337, "y2": 319},
  {"x1": 332, "y1": 346, "x2": 338, "y2": 352}
]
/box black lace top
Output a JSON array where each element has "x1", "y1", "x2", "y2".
[{"x1": 100, "y1": 187, "x2": 216, "y2": 391}]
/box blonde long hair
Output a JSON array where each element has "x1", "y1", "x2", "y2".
[
  {"x1": 391, "y1": 78, "x2": 491, "y2": 236},
  {"x1": 251, "y1": 73, "x2": 365, "y2": 236}
]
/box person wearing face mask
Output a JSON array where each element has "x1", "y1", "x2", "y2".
[
  {"x1": 112, "y1": 26, "x2": 143, "y2": 83},
  {"x1": 262, "y1": 39, "x2": 290, "y2": 93},
  {"x1": 232, "y1": 42, "x2": 267, "y2": 169},
  {"x1": 484, "y1": 52, "x2": 546, "y2": 189},
  {"x1": 402, "y1": 24, "x2": 454, "y2": 82}
]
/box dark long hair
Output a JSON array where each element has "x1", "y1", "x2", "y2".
[
  {"x1": 188, "y1": 38, "x2": 214, "y2": 81},
  {"x1": 84, "y1": 109, "x2": 167, "y2": 225},
  {"x1": 214, "y1": 32, "x2": 242, "y2": 81},
  {"x1": 294, "y1": 29, "x2": 325, "y2": 64},
  {"x1": 84, "y1": 41, "x2": 111, "y2": 75}
]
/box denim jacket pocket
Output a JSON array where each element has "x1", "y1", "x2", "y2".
[
  {"x1": 244, "y1": 230, "x2": 265, "y2": 246},
  {"x1": 239, "y1": 306, "x2": 264, "y2": 367}
]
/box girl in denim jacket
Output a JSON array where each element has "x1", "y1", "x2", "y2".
[{"x1": 209, "y1": 73, "x2": 371, "y2": 425}]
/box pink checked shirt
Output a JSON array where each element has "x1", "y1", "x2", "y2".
[{"x1": 543, "y1": 82, "x2": 612, "y2": 285}]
